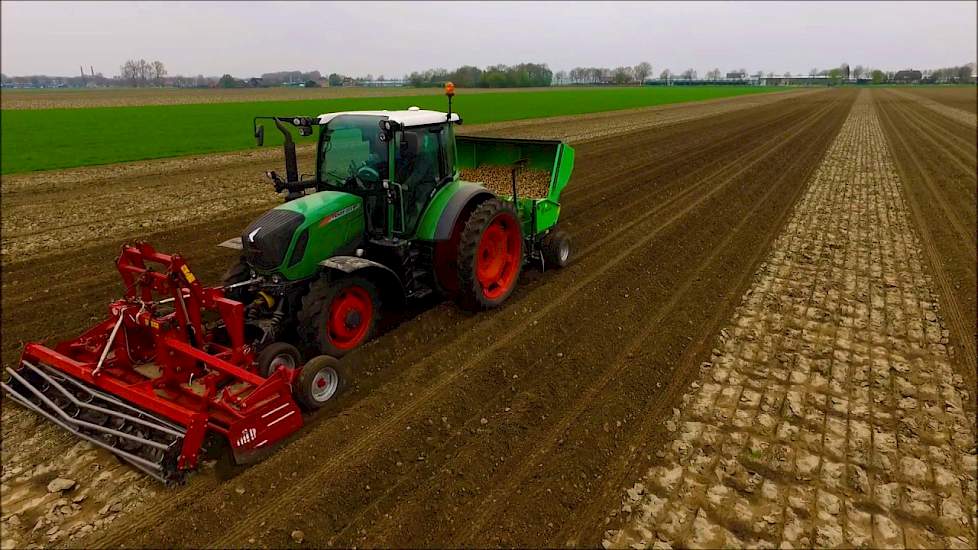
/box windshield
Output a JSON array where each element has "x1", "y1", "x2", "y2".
[{"x1": 318, "y1": 115, "x2": 389, "y2": 188}]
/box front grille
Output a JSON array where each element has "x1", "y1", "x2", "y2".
[{"x1": 241, "y1": 210, "x2": 304, "y2": 270}]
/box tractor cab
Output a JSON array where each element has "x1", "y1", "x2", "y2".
[
  {"x1": 314, "y1": 109, "x2": 461, "y2": 238},
  {"x1": 252, "y1": 108, "x2": 460, "y2": 240}
]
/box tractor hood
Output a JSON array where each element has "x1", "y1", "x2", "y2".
[{"x1": 242, "y1": 190, "x2": 364, "y2": 279}]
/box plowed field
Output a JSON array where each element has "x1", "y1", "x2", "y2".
[
  {"x1": 899, "y1": 86, "x2": 978, "y2": 114},
  {"x1": 2, "y1": 88, "x2": 869, "y2": 547},
  {"x1": 875, "y1": 88, "x2": 977, "y2": 392}
]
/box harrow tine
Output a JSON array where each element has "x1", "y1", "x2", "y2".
[
  {"x1": 22, "y1": 361, "x2": 185, "y2": 439},
  {"x1": 5, "y1": 368, "x2": 173, "y2": 452},
  {"x1": 1, "y1": 380, "x2": 167, "y2": 474},
  {"x1": 42, "y1": 365, "x2": 185, "y2": 433}
]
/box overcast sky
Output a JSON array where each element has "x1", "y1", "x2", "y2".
[{"x1": 2, "y1": 1, "x2": 975, "y2": 78}]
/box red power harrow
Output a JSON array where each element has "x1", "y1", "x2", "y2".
[{"x1": 1, "y1": 242, "x2": 324, "y2": 484}]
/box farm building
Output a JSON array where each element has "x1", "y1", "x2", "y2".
[
  {"x1": 760, "y1": 75, "x2": 833, "y2": 86},
  {"x1": 893, "y1": 70, "x2": 923, "y2": 83}
]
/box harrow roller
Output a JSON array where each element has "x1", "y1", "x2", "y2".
[
  {"x1": 1, "y1": 242, "x2": 327, "y2": 484},
  {"x1": 3, "y1": 360, "x2": 187, "y2": 483}
]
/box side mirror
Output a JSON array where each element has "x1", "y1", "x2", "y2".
[{"x1": 255, "y1": 125, "x2": 265, "y2": 146}]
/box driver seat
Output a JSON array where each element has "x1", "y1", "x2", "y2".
[{"x1": 397, "y1": 132, "x2": 437, "y2": 232}]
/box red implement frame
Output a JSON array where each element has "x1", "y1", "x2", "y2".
[{"x1": 17, "y1": 242, "x2": 303, "y2": 475}]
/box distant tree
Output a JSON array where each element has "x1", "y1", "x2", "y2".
[
  {"x1": 706, "y1": 68, "x2": 721, "y2": 80},
  {"x1": 137, "y1": 59, "x2": 151, "y2": 83},
  {"x1": 840, "y1": 63, "x2": 850, "y2": 81},
  {"x1": 120, "y1": 59, "x2": 138, "y2": 85},
  {"x1": 151, "y1": 60, "x2": 167, "y2": 85},
  {"x1": 633, "y1": 61, "x2": 652, "y2": 83},
  {"x1": 828, "y1": 68, "x2": 843, "y2": 86},
  {"x1": 453, "y1": 65, "x2": 483, "y2": 87},
  {"x1": 612, "y1": 66, "x2": 635, "y2": 84},
  {"x1": 753, "y1": 70, "x2": 764, "y2": 79},
  {"x1": 328, "y1": 73, "x2": 343, "y2": 87},
  {"x1": 956, "y1": 64, "x2": 974, "y2": 83},
  {"x1": 852, "y1": 65, "x2": 864, "y2": 80},
  {"x1": 681, "y1": 68, "x2": 697, "y2": 80},
  {"x1": 809, "y1": 67, "x2": 818, "y2": 77},
  {"x1": 659, "y1": 68, "x2": 672, "y2": 82},
  {"x1": 218, "y1": 74, "x2": 241, "y2": 88}
]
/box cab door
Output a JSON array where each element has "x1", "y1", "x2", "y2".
[{"x1": 392, "y1": 125, "x2": 449, "y2": 236}]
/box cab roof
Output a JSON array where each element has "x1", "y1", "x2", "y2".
[{"x1": 317, "y1": 108, "x2": 461, "y2": 127}]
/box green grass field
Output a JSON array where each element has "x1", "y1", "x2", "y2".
[{"x1": 1, "y1": 86, "x2": 775, "y2": 174}]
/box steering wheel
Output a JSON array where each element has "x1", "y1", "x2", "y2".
[{"x1": 353, "y1": 165, "x2": 380, "y2": 190}]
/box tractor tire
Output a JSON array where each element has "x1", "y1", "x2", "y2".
[
  {"x1": 255, "y1": 342, "x2": 302, "y2": 378},
  {"x1": 456, "y1": 198, "x2": 523, "y2": 311},
  {"x1": 221, "y1": 259, "x2": 254, "y2": 304},
  {"x1": 541, "y1": 229, "x2": 572, "y2": 269},
  {"x1": 299, "y1": 276, "x2": 379, "y2": 357},
  {"x1": 294, "y1": 355, "x2": 347, "y2": 410}
]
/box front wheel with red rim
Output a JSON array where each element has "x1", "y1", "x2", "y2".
[
  {"x1": 299, "y1": 277, "x2": 380, "y2": 357},
  {"x1": 457, "y1": 198, "x2": 524, "y2": 310}
]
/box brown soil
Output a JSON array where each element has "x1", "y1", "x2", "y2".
[
  {"x1": 874, "y1": 88, "x2": 978, "y2": 399},
  {"x1": 899, "y1": 86, "x2": 978, "y2": 114},
  {"x1": 460, "y1": 166, "x2": 552, "y2": 198},
  {"x1": 463, "y1": 89, "x2": 817, "y2": 143},
  {"x1": 608, "y1": 90, "x2": 977, "y2": 549},
  {"x1": 0, "y1": 89, "x2": 815, "y2": 265},
  {"x1": 0, "y1": 86, "x2": 558, "y2": 110},
  {"x1": 5, "y1": 88, "x2": 853, "y2": 548}
]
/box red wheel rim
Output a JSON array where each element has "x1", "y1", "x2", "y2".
[
  {"x1": 475, "y1": 212, "x2": 521, "y2": 300},
  {"x1": 326, "y1": 285, "x2": 373, "y2": 350}
]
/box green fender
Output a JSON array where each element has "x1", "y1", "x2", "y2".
[{"x1": 414, "y1": 181, "x2": 494, "y2": 241}]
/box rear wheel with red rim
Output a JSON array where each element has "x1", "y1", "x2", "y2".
[
  {"x1": 457, "y1": 198, "x2": 524, "y2": 310},
  {"x1": 299, "y1": 277, "x2": 380, "y2": 357}
]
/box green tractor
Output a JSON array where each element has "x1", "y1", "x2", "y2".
[{"x1": 222, "y1": 89, "x2": 574, "y2": 359}]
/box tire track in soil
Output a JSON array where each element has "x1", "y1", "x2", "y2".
[
  {"x1": 873, "y1": 89, "x2": 978, "y2": 394},
  {"x1": 874, "y1": 93, "x2": 976, "y2": 264},
  {"x1": 81, "y1": 91, "x2": 854, "y2": 548},
  {"x1": 261, "y1": 96, "x2": 837, "y2": 545},
  {"x1": 0, "y1": 91, "x2": 823, "y2": 547},
  {"x1": 2, "y1": 93, "x2": 819, "y2": 547},
  {"x1": 877, "y1": 91, "x2": 976, "y2": 198},
  {"x1": 468, "y1": 98, "x2": 852, "y2": 546},
  {"x1": 0, "y1": 100, "x2": 808, "y2": 465},
  {"x1": 1, "y1": 95, "x2": 820, "y2": 354},
  {"x1": 0, "y1": 97, "x2": 819, "y2": 378},
  {"x1": 323, "y1": 95, "x2": 850, "y2": 546},
  {"x1": 0, "y1": 95, "x2": 819, "y2": 384},
  {"x1": 205, "y1": 92, "x2": 847, "y2": 549}
]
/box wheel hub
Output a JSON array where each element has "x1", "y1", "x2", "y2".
[
  {"x1": 475, "y1": 214, "x2": 521, "y2": 300},
  {"x1": 326, "y1": 285, "x2": 373, "y2": 350},
  {"x1": 344, "y1": 310, "x2": 362, "y2": 330}
]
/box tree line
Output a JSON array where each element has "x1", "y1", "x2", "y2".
[
  {"x1": 554, "y1": 63, "x2": 653, "y2": 85},
  {"x1": 407, "y1": 63, "x2": 554, "y2": 88},
  {"x1": 119, "y1": 59, "x2": 167, "y2": 86},
  {"x1": 802, "y1": 63, "x2": 975, "y2": 84},
  {"x1": 2, "y1": 59, "x2": 973, "y2": 89}
]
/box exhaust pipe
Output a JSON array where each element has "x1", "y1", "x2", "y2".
[{"x1": 273, "y1": 118, "x2": 299, "y2": 184}]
